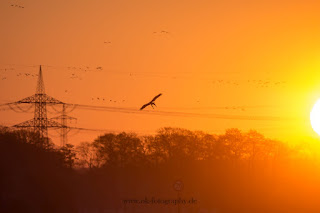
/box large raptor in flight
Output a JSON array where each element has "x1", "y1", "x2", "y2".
[{"x1": 140, "y1": 93, "x2": 162, "y2": 110}]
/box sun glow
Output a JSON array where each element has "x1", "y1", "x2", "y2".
[{"x1": 310, "y1": 99, "x2": 320, "y2": 136}]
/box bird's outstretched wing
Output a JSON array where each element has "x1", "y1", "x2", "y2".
[
  {"x1": 151, "y1": 93, "x2": 162, "y2": 102},
  {"x1": 140, "y1": 103, "x2": 149, "y2": 110}
]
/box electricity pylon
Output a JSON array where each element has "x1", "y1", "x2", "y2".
[
  {"x1": 13, "y1": 65, "x2": 64, "y2": 141},
  {"x1": 51, "y1": 104, "x2": 77, "y2": 146}
]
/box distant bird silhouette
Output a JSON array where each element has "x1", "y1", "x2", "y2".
[
  {"x1": 153, "y1": 30, "x2": 170, "y2": 35},
  {"x1": 11, "y1": 4, "x2": 24, "y2": 8},
  {"x1": 140, "y1": 93, "x2": 162, "y2": 110}
]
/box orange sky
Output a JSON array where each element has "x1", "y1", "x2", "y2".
[{"x1": 1, "y1": 0, "x2": 320, "y2": 145}]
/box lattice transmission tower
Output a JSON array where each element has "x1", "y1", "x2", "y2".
[
  {"x1": 13, "y1": 65, "x2": 65, "y2": 141},
  {"x1": 51, "y1": 104, "x2": 77, "y2": 146}
]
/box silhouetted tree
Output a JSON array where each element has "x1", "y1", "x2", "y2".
[
  {"x1": 152, "y1": 127, "x2": 203, "y2": 164},
  {"x1": 76, "y1": 141, "x2": 102, "y2": 168},
  {"x1": 93, "y1": 132, "x2": 146, "y2": 167},
  {"x1": 219, "y1": 128, "x2": 248, "y2": 163},
  {"x1": 59, "y1": 144, "x2": 77, "y2": 168}
]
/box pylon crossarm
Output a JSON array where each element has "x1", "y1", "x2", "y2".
[
  {"x1": 50, "y1": 103, "x2": 76, "y2": 114},
  {"x1": 12, "y1": 119, "x2": 35, "y2": 128},
  {"x1": 16, "y1": 95, "x2": 37, "y2": 103},
  {"x1": 17, "y1": 94, "x2": 64, "y2": 104},
  {"x1": 13, "y1": 118, "x2": 64, "y2": 128},
  {"x1": 44, "y1": 94, "x2": 64, "y2": 104},
  {"x1": 47, "y1": 119, "x2": 65, "y2": 128}
]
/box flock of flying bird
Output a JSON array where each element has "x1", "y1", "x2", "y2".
[
  {"x1": 68, "y1": 66, "x2": 103, "y2": 80},
  {"x1": 91, "y1": 97, "x2": 126, "y2": 103},
  {"x1": 211, "y1": 79, "x2": 286, "y2": 88},
  {"x1": 153, "y1": 30, "x2": 170, "y2": 34},
  {"x1": 0, "y1": 70, "x2": 286, "y2": 91},
  {"x1": 67, "y1": 66, "x2": 103, "y2": 72},
  {"x1": 10, "y1": 4, "x2": 24, "y2": 9},
  {"x1": 0, "y1": 71, "x2": 37, "y2": 80}
]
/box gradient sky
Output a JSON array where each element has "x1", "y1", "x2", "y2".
[{"x1": 1, "y1": 0, "x2": 320, "y2": 145}]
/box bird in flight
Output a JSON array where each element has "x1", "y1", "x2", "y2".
[{"x1": 140, "y1": 93, "x2": 162, "y2": 110}]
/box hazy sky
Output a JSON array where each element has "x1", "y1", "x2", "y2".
[{"x1": 1, "y1": 0, "x2": 320, "y2": 144}]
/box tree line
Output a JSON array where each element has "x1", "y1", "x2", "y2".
[
  {"x1": 76, "y1": 127, "x2": 292, "y2": 170},
  {"x1": 1, "y1": 126, "x2": 320, "y2": 213}
]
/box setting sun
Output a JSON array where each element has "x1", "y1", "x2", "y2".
[{"x1": 310, "y1": 99, "x2": 320, "y2": 136}]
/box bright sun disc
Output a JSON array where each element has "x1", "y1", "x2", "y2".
[{"x1": 310, "y1": 99, "x2": 320, "y2": 136}]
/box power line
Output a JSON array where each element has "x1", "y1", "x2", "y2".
[{"x1": 65, "y1": 103, "x2": 291, "y2": 121}]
